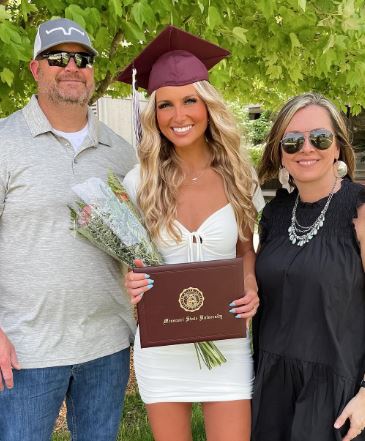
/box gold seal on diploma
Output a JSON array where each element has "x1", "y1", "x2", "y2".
[{"x1": 179, "y1": 287, "x2": 204, "y2": 312}]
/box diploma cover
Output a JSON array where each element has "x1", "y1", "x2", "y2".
[{"x1": 134, "y1": 257, "x2": 246, "y2": 348}]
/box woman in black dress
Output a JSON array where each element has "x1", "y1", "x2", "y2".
[{"x1": 252, "y1": 93, "x2": 365, "y2": 441}]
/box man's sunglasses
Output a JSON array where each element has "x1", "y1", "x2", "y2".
[
  {"x1": 37, "y1": 51, "x2": 94, "y2": 69},
  {"x1": 280, "y1": 128, "x2": 334, "y2": 154}
]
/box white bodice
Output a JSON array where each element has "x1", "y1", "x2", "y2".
[
  {"x1": 156, "y1": 203, "x2": 238, "y2": 264},
  {"x1": 122, "y1": 164, "x2": 264, "y2": 265}
]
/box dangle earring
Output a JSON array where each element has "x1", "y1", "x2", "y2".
[
  {"x1": 334, "y1": 160, "x2": 348, "y2": 178},
  {"x1": 278, "y1": 166, "x2": 292, "y2": 191}
]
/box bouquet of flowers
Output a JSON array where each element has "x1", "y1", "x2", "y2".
[{"x1": 69, "y1": 172, "x2": 226, "y2": 369}]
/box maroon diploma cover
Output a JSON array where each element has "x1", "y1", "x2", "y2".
[{"x1": 134, "y1": 257, "x2": 246, "y2": 348}]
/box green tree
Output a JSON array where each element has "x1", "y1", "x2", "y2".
[
  {"x1": 230, "y1": 102, "x2": 272, "y2": 167},
  {"x1": 1, "y1": 0, "x2": 365, "y2": 116}
]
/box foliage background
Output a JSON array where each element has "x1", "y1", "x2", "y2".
[{"x1": 1, "y1": 0, "x2": 365, "y2": 117}]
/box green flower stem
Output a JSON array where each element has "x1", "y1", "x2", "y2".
[{"x1": 194, "y1": 341, "x2": 227, "y2": 370}]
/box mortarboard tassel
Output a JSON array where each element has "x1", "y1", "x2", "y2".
[{"x1": 132, "y1": 67, "x2": 142, "y2": 147}]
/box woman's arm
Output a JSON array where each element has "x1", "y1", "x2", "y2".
[
  {"x1": 353, "y1": 204, "x2": 365, "y2": 270},
  {"x1": 333, "y1": 203, "x2": 365, "y2": 440},
  {"x1": 229, "y1": 228, "x2": 260, "y2": 319}
]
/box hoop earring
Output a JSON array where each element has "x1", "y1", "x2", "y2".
[
  {"x1": 278, "y1": 166, "x2": 291, "y2": 190},
  {"x1": 334, "y1": 160, "x2": 348, "y2": 178}
]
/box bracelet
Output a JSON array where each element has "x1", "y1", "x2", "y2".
[{"x1": 360, "y1": 379, "x2": 365, "y2": 388}]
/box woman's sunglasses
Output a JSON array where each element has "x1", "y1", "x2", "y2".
[
  {"x1": 280, "y1": 128, "x2": 334, "y2": 154},
  {"x1": 37, "y1": 51, "x2": 94, "y2": 69}
]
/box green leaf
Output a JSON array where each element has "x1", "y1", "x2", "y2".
[
  {"x1": 0, "y1": 22, "x2": 22, "y2": 45},
  {"x1": 20, "y1": 0, "x2": 38, "y2": 22},
  {"x1": 342, "y1": 17, "x2": 361, "y2": 32},
  {"x1": 298, "y1": 0, "x2": 306, "y2": 12},
  {"x1": 0, "y1": 5, "x2": 10, "y2": 21},
  {"x1": 342, "y1": 0, "x2": 355, "y2": 18},
  {"x1": 84, "y1": 8, "x2": 102, "y2": 31},
  {"x1": 0, "y1": 23, "x2": 11, "y2": 44},
  {"x1": 323, "y1": 34, "x2": 335, "y2": 53},
  {"x1": 110, "y1": 0, "x2": 123, "y2": 18},
  {"x1": 266, "y1": 64, "x2": 282, "y2": 79},
  {"x1": 289, "y1": 32, "x2": 301, "y2": 49},
  {"x1": 198, "y1": 1, "x2": 204, "y2": 14},
  {"x1": 232, "y1": 27, "x2": 248, "y2": 45},
  {"x1": 257, "y1": 0, "x2": 274, "y2": 19},
  {"x1": 206, "y1": 6, "x2": 222, "y2": 29},
  {"x1": 95, "y1": 26, "x2": 110, "y2": 49},
  {"x1": 124, "y1": 21, "x2": 145, "y2": 41},
  {"x1": 141, "y1": 2, "x2": 156, "y2": 28},
  {"x1": 0, "y1": 68, "x2": 14, "y2": 87},
  {"x1": 131, "y1": 1, "x2": 156, "y2": 28},
  {"x1": 288, "y1": 65, "x2": 303, "y2": 83},
  {"x1": 131, "y1": 2, "x2": 144, "y2": 29},
  {"x1": 65, "y1": 5, "x2": 86, "y2": 28}
]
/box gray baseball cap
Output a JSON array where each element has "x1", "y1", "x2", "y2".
[{"x1": 33, "y1": 18, "x2": 98, "y2": 59}]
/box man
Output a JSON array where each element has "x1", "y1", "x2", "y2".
[{"x1": 0, "y1": 18, "x2": 136, "y2": 440}]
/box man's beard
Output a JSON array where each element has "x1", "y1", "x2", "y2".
[
  {"x1": 38, "y1": 69, "x2": 94, "y2": 106},
  {"x1": 48, "y1": 79, "x2": 94, "y2": 106}
]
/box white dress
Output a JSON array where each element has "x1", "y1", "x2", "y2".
[{"x1": 123, "y1": 165, "x2": 265, "y2": 404}]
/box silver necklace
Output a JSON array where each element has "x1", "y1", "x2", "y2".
[{"x1": 288, "y1": 179, "x2": 338, "y2": 246}]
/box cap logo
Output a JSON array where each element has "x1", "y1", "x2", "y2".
[{"x1": 45, "y1": 27, "x2": 85, "y2": 37}]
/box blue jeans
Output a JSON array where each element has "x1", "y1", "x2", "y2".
[{"x1": 0, "y1": 348, "x2": 130, "y2": 441}]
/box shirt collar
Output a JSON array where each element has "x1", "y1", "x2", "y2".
[{"x1": 22, "y1": 95, "x2": 112, "y2": 147}]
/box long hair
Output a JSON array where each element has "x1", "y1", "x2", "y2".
[
  {"x1": 137, "y1": 80, "x2": 257, "y2": 242},
  {"x1": 258, "y1": 93, "x2": 355, "y2": 184}
]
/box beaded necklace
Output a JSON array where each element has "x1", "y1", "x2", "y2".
[{"x1": 288, "y1": 179, "x2": 338, "y2": 246}]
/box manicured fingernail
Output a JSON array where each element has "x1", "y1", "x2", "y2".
[
  {"x1": 229, "y1": 301, "x2": 235, "y2": 307},
  {"x1": 235, "y1": 314, "x2": 241, "y2": 319},
  {"x1": 147, "y1": 284, "x2": 153, "y2": 290},
  {"x1": 147, "y1": 279, "x2": 154, "y2": 285},
  {"x1": 144, "y1": 274, "x2": 150, "y2": 279},
  {"x1": 229, "y1": 308, "x2": 236, "y2": 313}
]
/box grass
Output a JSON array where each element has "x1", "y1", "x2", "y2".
[{"x1": 51, "y1": 392, "x2": 206, "y2": 441}]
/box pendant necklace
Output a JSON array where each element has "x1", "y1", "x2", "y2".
[
  {"x1": 190, "y1": 168, "x2": 207, "y2": 183},
  {"x1": 183, "y1": 160, "x2": 211, "y2": 184},
  {"x1": 288, "y1": 178, "x2": 338, "y2": 247}
]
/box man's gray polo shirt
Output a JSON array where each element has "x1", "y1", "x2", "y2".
[{"x1": 0, "y1": 96, "x2": 137, "y2": 368}]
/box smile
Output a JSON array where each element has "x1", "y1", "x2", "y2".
[
  {"x1": 60, "y1": 80, "x2": 83, "y2": 83},
  {"x1": 172, "y1": 125, "x2": 192, "y2": 133},
  {"x1": 297, "y1": 160, "x2": 318, "y2": 166}
]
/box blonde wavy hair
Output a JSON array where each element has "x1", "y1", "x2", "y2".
[
  {"x1": 136, "y1": 80, "x2": 257, "y2": 243},
  {"x1": 258, "y1": 93, "x2": 355, "y2": 184}
]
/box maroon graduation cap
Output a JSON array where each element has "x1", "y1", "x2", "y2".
[{"x1": 118, "y1": 25, "x2": 230, "y2": 94}]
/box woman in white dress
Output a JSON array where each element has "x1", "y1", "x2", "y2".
[{"x1": 120, "y1": 26, "x2": 264, "y2": 441}]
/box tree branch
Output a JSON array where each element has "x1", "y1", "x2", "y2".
[{"x1": 92, "y1": 29, "x2": 124, "y2": 103}]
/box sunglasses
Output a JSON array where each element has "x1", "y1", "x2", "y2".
[
  {"x1": 37, "y1": 51, "x2": 94, "y2": 69},
  {"x1": 281, "y1": 128, "x2": 334, "y2": 154}
]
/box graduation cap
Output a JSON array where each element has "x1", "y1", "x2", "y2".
[
  {"x1": 117, "y1": 26, "x2": 230, "y2": 144},
  {"x1": 118, "y1": 25, "x2": 230, "y2": 94}
]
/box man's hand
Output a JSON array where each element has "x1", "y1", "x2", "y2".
[{"x1": 0, "y1": 328, "x2": 20, "y2": 391}]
